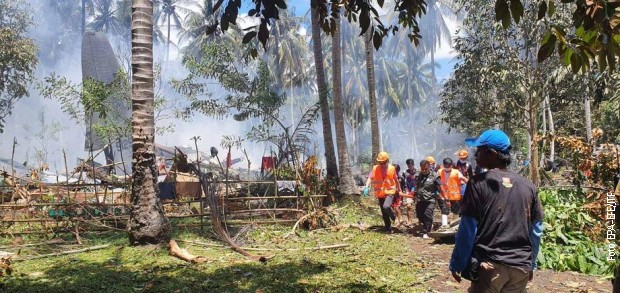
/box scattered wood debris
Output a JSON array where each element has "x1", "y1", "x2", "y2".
[
  {"x1": 169, "y1": 240, "x2": 207, "y2": 264},
  {"x1": 0, "y1": 255, "x2": 12, "y2": 277}
]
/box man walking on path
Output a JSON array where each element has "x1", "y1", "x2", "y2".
[
  {"x1": 449, "y1": 129, "x2": 544, "y2": 293},
  {"x1": 437, "y1": 158, "x2": 468, "y2": 227},
  {"x1": 414, "y1": 159, "x2": 439, "y2": 239},
  {"x1": 364, "y1": 151, "x2": 401, "y2": 232}
]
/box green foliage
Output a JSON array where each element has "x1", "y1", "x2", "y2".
[
  {"x1": 495, "y1": 0, "x2": 620, "y2": 73},
  {"x1": 37, "y1": 71, "x2": 132, "y2": 142},
  {"x1": 537, "y1": 189, "x2": 617, "y2": 276},
  {"x1": 211, "y1": 0, "x2": 427, "y2": 52},
  {"x1": 175, "y1": 40, "x2": 320, "y2": 165},
  {"x1": 0, "y1": 1, "x2": 38, "y2": 133}
]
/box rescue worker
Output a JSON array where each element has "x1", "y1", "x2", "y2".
[
  {"x1": 437, "y1": 158, "x2": 467, "y2": 228},
  {"x1": 426, "y1": 156, "x2": 439, "y2": 172},
  {"x1": 456, "y1": 150, "x2": 474, "y2": 179},
  {"x1": 414, "y1": 159, "x2": 439, "y2": 239},
  {"x1": 450, "y1": 129, "x2": 543, "y2": 292},
  {"x1": 402, "y1": 158, "x2": 417, "y2": 226},
  {"x1": 456, "y1": 150, "x2": 474, "y2": 196},
  {"x1": 363, "y1": 151, "x2": 401, "y2": 232}
]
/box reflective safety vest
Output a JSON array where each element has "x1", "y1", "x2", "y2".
[
  {"x1": 439, "y1": 169, "x2": 462, "y2": 201},
  {"x1": 372, "y1": 165, "x2": 397, "y2": 199}
]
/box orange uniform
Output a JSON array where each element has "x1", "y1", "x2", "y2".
[
  {"x1": 371, "y1": 165, "x2": 398, "y2": 199},
  {"x1": 439, "y1": 169, "x2": 464, "y2": 201}
]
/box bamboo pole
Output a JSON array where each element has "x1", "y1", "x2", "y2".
[{"x1": 62, "y1": 149, "x2": 71, "y2": 201}]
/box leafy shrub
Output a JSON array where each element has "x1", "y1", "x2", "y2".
[{"x1": 537, "y1": 189, "x2": 617, "y2": 277}]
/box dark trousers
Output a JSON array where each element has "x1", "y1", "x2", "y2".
[
  {"x1": 378, "y1": 196, "x2": 395, "y2": 229},
  {"x1": 416, "y1": 201, "x2": 435, "y2": 233},
  {"x1": 438, "y1": 198, "x2": 461, "y2": 215}
]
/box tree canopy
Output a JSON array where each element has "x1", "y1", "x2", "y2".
[{"x1": 0, "y1": 1, "x2": 38, "y2": 133}]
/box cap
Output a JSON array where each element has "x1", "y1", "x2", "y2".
[{"x1": 465, "y1": 129, "x2": 511, "y2": 153}]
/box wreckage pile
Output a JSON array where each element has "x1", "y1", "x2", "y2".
[{"x1": 0, "y1": 147, "x2": 328, "y2": 236}]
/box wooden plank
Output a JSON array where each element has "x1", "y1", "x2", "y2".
[
  {"x1": 227, "y1": 208, "x2": 303, "y2": 214},
  {"x1": 0, "y1": 202, "x2": 131, "y2": 208},
  {"x1": 225, "y1": 195, "x2": 327, "y2": 201},
  {"x1": 225, "y1": 219, "x2": 297, "y2": 225}
]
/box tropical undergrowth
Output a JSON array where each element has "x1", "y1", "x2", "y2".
[{"x1": 537, "y1": 188, "x2": 617, "y2": 277}]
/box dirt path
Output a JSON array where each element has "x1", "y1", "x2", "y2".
[{"x1": 407, "y1": 236, "x2": 613, "y2": 293}]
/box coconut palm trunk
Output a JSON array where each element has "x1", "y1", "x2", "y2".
[
  {"x1": 332, "y1": 9, "x2": 357, "y2": 195},
  {"x1": 365, "y1": 29, "x2": 380, "y2": 159},
  {"x1": 310, "y1": 0, "x2": 338, "y2": 181},
  {"x1": 129, "y1": 0, "x2": 171, "y2": 245},
  {"x1": 166, "y1": 12, "x2": 171, "y2": 62}
]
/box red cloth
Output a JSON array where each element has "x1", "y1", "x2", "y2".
[
  {"x1": 226, "y1": 150, "x2": 232, "y2": 168},
  {"x1": 261, "y1": 156, "x2": 276, "y2": 173}
]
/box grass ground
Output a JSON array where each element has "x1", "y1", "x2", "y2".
[{"x1": 0, "y1": 198, "x2": 614, "y2": 293}]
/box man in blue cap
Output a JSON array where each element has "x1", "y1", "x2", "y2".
[{"x1": 449, "y1": 129, "x2": 544, "y2": 292}]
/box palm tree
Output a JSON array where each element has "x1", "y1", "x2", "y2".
[
  {"x1": 365, "y1": 28, "x2": 381, "y2": 160},
  {"x1": 340, "y1": 19, "x2": 371, "y2": 163},
  {"x1": 419, "y1": 0, "x2": 460, "y2": 89},
  {"x1": 154, "y1": 0, "x2": 194, "y2": 61},
  {"x1": 90, "y1": 0, "x2": 122, "y2": 34},
  {"x1": 310, "y1": 0, "x2": 338, "y2": 181},
  {"x1": 180, "y1": 0, "x2": 215, "y2": 58},
  {"x1": 129, "y1": 0, "x2": 171, "y2": 245},
  {"x1": 332, "y1": 7, "x2": 358, "y2": 195}
]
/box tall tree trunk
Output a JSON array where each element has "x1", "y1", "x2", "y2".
[
  {"x1": 332, "y1": 10, "x2": 357, "y2": 195},
  {"x1": 205, "y1": 0, "x2": 213, "y2": 15},
  {"x1": 365, "y1": 30, "x2": 380, "y2": 160},
  {"x1": 166, "y1": 13, "x2": 171, "y2": 62},
  {"x1": 546, "y1": 96, "x2": 555, "y2": 161},
  {"x1": 273, "y1": 26, "x2": 283, "y2": 93},
  {"x1": 430, "y1": 47, "x2": 436, "y2": 92},
  {"x1": 585, "y1": 95, "x2": 592, "y2": 143},
  {"x1": 527, "y1": 99, "x2": 540, "y2": 186},
  {"x1": 129, "y1": 0, "x2": 171, "y2": 245},
  {"x1": 540, "y1": 97, "x2": 547, "y2": 165},
  {"x1": 310, "y1": 0, "x2": 338, "y2": 181},
  {"x1": 81, "y1": 0, "x2": 86, "y2": 35}
]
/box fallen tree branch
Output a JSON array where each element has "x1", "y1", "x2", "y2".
[
  {"x1": 12, "y1": 244, "x2": 110, "y2": 261},
  {"x1": 178, "y1": 239, "x2": 349, "y2": 252},
  {"x1": 286, "y1": 213, "x2": 311, "y2": 238},
  {"x1": 193, "y1": 165, "x2": 271, "y2": 262},
  {"x1": 169, "y1": 240, "x2": 207, "y2": 264},
  {"x1": 331, "y1": 223, "x2": 369, "y2": 232}
]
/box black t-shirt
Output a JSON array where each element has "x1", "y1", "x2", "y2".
[
  {"x1": 460, "y1": 169, "x2": 544, "y2": 270},
  {"x1": 414, "y1": 171, "x2": 439, "y2": 202}
]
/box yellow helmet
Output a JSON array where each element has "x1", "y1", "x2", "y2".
[
  {"x1": 458, "y1": 150, "x2": 469, "y2": 159},
  {"x1": 425, "y1": 156, "x2": 435, "y2": 164},
  {"x1": 376, "y1": 151, "x2": 390, "y2": 162}
]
